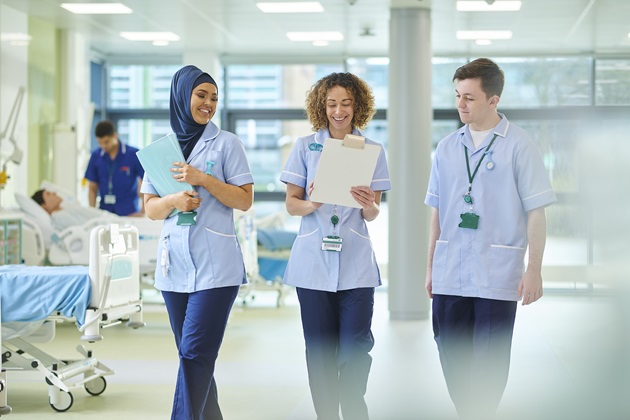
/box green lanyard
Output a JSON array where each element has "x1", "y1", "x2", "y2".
[{"x1": 463, "y1": 134, "x2": 498, "y2": 205}]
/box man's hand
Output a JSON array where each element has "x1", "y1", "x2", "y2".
[{"x1": 517, "y1": 269, "x2": 543, "y2": 305}]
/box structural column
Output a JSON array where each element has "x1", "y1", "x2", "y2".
[{"x1": 387, "y1": 2, "x2": 432, "y2": 320}]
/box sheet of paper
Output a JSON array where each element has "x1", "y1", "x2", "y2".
[{"x1": 310, "y1": 137, "x2": 381, "y2": 208}]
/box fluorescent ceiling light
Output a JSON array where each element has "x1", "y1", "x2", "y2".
[
  {"x1": 1, "y1": 33, "x2": 32, "y2": 42},
  {"x1": 366, "y1": 57, "x2": 390, "y2": 65},
  {"x1": 287, "y1": 31, "x2": 343, "y2": 41},
  {"x1": 152, "y1": 40, "x2": 169, "y2": 46},
  {"x1": 61, "y1": 3, "x2": 132, "y2": 14},
  {"x1": 257, "y1": 2, "x2": 324, "y2": 13},
  {"x1": 457, "y1": 30, "x2": 512, "y2": 40},
  {"x1": 312, "y1": 40, "x2": 329, "y2": 47},
  {"x1": 457, "y1": 1, "x2": 521, "y2": 12},
  {"x1": 120, "y1": 32, "x2": 180, "y2": 41},
  {"x1": 475, "y1": 39, "x2": 493, "y2": 45}
]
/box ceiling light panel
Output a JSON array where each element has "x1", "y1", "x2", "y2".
[
  {"x1": 257, "y1": 2, "x2": 324, "y2": 13},
  {"x1": 456, "y1": 1, "x2": 522, "y2": 12},
  {"x1": 456, "y1": 30, "x2": 512, "y2": 40},
  {"x1": 120, "y1": 32, "x2": 180, "y2": 41},
  {"x1": 287, "y1": 32, "x2": 343, "y2": 41},
  {"x1": 61, "y1": 3, "x2": 133, "y2": 14}
]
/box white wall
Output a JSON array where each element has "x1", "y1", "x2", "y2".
[{"x1": 0, "y1": 4, "x2": 29, "y2": 209}]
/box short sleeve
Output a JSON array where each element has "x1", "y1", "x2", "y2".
[
  {"x1": 370, "y1": 145, "x2": 391, "y2": 192},
  {"x1": 139, "y1": 173, "x2": 158, "y2": 195},
  {"x1": 279, "y1": 140, "x2": 308, "y2": 188},
  {"x1": 425, "y1": 147, "x2": 440, "y2": 209},
  {"x1": 222, "y1": 136, "x2": 254, "y2": 186},
  {"x1": 84, "y1": 152, "x2": 98, "y2": 182},
  {"x1": 515, "y1": 140, "x2": 556, "y2": 212}
]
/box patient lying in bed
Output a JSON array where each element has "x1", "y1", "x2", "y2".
[{"x1": 31, "y1": 189, "x2": 118, "y2": 231}]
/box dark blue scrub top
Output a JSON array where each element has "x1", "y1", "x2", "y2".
[{"x1": 84, "y1": 142, "x2": 144, "y2": 216}]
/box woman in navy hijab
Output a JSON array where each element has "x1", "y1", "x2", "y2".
[{"x1": 141, "y1": 65, "x2": 254, "y2": 419}]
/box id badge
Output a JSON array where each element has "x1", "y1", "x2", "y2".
[
  {"x1": 321, "y1": 236, "x2": 343, "y2": 252},
  {"x1": 104, "y1": 194, "x2": 117, "y2": 204},
  {"x1": 458, "y1": 212, "x2": 479, "y2": 229},
  {"x1": 177, "y1": 211, "x2": 197, "y2": 226}
]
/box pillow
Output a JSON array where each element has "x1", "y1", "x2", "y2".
[{"x1": 15, "y1": 192, "x2": 55, "y2": 246}]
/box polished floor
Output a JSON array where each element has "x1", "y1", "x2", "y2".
[{"x1": 3, "y1": 284, "x2": 628, "y2": 420}]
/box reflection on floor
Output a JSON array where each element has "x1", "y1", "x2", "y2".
[{"x1": 4, "y1": 286, "x2": 628, "y2": 420}]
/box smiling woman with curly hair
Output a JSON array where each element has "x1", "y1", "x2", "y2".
[
  {"x1": 279, "y1": 72, "x2": 390, "y2": 420},
  {"x1": 305, "y1": 72, "x2": 376, "y2": 132}
]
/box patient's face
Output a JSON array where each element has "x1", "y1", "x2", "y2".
[{"x1": 41, "y1": 191, "x2": 62, "y2": 214}]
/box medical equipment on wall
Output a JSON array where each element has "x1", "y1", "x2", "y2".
[
  {"x1": 0, "y1": 213, "x2": 22, "y2": 265},
  {"x1": 0, "y1": 87, "x2": 25, "y2": 192}
]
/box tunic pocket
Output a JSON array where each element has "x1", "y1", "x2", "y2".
[
  {"x1": 431, "y1": 240, "x2": 449, "y2": 284},
  {"x1": 348, "y1": 228, "x2": 376, "y2": 280},
  {"x1": 202, "y1": 227, "x2": 243, "y2": 282},
  {"x1": 487, "y1": 244, "x2": 526, "y2": 290}
]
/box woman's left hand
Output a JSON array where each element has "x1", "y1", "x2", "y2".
[
  {"x1": 171, "y1": 162, "x2": 206, "y2": 186},
  {"x1": 350, "y1": 186, "x2": 376, "y2": 209}
]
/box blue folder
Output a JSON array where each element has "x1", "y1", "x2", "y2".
[{"x1": 137, "y1": 133, "x2": 193, "y2": 217}]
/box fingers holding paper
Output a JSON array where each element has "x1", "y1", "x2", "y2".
[
  {"x1": 351, "y1": 186, "x2": 381, "y2": 221},
  {"x1": 350, "y1": 186, "x2": 375, "y2": 208},
  {"x1": 171, "y1": 161, "x2": 205, "y2": 186},
  {"x1": 307, "y1": 181, "x2": 323, "y2": 210}
]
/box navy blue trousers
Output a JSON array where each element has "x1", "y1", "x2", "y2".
[
  {"x1": 162, "y1": 286, "x2": 239, "y2": 420},
  {"x1": 296, "y1": 287, "x2": 375, "y2": 420},
  {"x1": 432, "y1": 294, "x2": 517, "y2": 420}
]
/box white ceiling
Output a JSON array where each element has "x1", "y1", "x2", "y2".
[{"x1": 3, "y1": 0, "x2": 630, "y2": 61}]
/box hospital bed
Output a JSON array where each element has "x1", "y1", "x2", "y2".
[
  {"x1": 0, "y1": 223, "x2": 145, "y2": 415},
  {"x1": 235, "y1": 210, "x2": 294, "y2": 307},
  {"x1": 14, "y1": 184, "x2": 162, "y2": 276}
]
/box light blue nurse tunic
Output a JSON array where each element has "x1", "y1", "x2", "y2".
[
  {"x1": 425, "y1": 114, "x2": 556, "y2": 301},
  {"x1": 280, "y1": 128, "x2": 391, "y2": 292},
  {"x1": 140, "y1": 121, "x2": 254, "y2": 293}
]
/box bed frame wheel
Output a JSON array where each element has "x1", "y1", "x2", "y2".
[
  {"x1": 0, "y1": 405, "x2": 12, "y2": 415},
  {"x1": 85, "y1": 376, "x2": 107, "y2": 396},
  {"x1": 49, "y1": 390, "x2": 73, "y2": 412}
]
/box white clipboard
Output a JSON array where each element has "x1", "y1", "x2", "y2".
[{"x1": 310, "y1": 134, "x2": 381, "y2": 208}]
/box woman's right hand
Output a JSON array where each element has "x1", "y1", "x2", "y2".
[
  {"x1": 171, "y1": 190, "x2": 202, "y2": 212},
  {"x1": 307, "y1": 181, "x2": 323, "y2": 210}
]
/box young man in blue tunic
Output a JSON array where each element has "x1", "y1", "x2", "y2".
[
  {"x1": 424, "y1": 58, "x2": 556, "y2": 420},
  {"x1": 84, "y1": 120, "x2": 145, "y2": 216}
]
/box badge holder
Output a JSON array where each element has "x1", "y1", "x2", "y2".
[
  {"x1": 177, "y1": 211, "x2": 197, "y2": 226},
  {"x1": 322, "y1": 236, "x2": 343, "y2": 252},
  {"x1": 458, "y1": 212, "x2": 479, "y2": 229}
]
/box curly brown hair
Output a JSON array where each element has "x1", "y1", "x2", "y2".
[{"x1": 304, "y1": 72, "x2": 375, "y2": 131}]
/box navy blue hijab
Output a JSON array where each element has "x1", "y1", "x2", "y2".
[{"x1": 169, "y1": 65, "x2": 217, "y2": 160}]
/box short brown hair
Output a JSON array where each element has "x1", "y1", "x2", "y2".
[
  {"x1": 94, "y1": 120, "x2": 116, "y2": 138},
  {"x1": 305, "y1": 72, "x2": 375, "y2": 131},
  {"x1": 453, "y1": 58, "x2": 505, "y2": 98}
]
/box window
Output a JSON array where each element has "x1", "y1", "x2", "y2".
[
  {"x1": 595, "y1": 58, "x2": 630, "y2": 105},
  {"x1": 108, "y1": 65, "x2": 180, "y2": 109},
  {"x1": 226, "y1": 64, "x2": 344, "y2": 109},
  {"x1": 495, "y1": 57, "x2": 592, "y2": 107}
]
